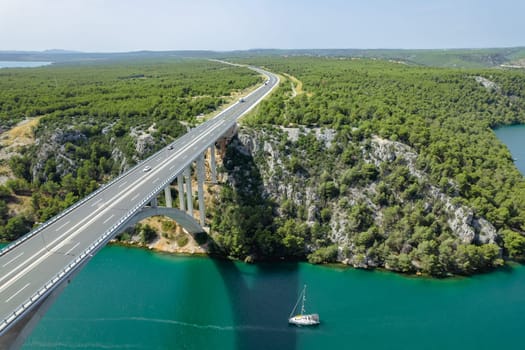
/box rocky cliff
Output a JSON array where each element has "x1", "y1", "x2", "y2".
[{"x1": 212, "y1": 125, "x2": 502, "y2": 274}]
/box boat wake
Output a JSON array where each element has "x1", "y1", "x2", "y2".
[
  {"x1": 24, "y1": 341, "x2": 139, "y2": 349},
  {"x1": 49, "y1": 316, "x2": 288, "y2": 333}
]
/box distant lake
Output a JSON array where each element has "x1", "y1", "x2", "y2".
[
  {"x1": 0, "y1": 61, "x2": 52, "y2": 69},
  {"x1": 495, "y1": 124, "x2": 525, "y2": 175}
]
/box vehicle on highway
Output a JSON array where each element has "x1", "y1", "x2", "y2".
[
  {"x1": 168, "y1": 144, "x2": 174, "y2": 150},
  {"x1": 239, "y1": 98, "x2": 245, "y2": 103},
  {"x1": 143, "y1": 166, "x2": 152, "y2": 172}
]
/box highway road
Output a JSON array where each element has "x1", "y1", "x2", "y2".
[{"x1": 0, "y1": 65, "x2": 279, "y2": 335}]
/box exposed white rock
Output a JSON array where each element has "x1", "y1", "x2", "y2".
[
  {"x1": 474, "y1": 76, "x2": 500, "y2": 91},
  {"x1": 230, "y1": 126, "x2": 499, "y2": 267}
]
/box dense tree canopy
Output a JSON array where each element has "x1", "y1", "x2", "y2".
[{"x1": 210, "y1": 57, "x2": 525, "y2": 275}]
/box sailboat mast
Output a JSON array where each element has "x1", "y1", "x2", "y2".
[{"x1": 301, "y1": 285, "x2": 306, "y2": 315}]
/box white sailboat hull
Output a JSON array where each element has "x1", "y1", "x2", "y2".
[{"x1": 288, "y1": 313, "x2": 320, "y2": 326}]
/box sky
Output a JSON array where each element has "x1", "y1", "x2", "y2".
[{"x1": 0, "y1": 0, "x2": 523, "y2": 52}]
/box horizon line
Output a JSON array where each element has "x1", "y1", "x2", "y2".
[{"x1": 1, "y1": 46, "x2": 525, "y2": 55}]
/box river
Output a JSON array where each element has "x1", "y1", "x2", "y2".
[
  {"x1": 495, "y1": 124, "x2": 525, "y2": 174},
  {"x1": 15, "y1": 125, "x2": 525, "y2": 349},
  {"x1": 0, "y1": 61, "x2": 52, "y2": 69}
]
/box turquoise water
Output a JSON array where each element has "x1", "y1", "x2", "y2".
[
  {"x1": 12, "y1": 124, "x2": 525, "y2": 349},
  {"x1": 495, "y1": 124, "x2": 525, "y2": 175},
  {"x1": 0, "y1": 61, "x2": 52, "y2": 69},
  {"x1": 20, "y1": 247, "x2": 525, "y2": 350}
]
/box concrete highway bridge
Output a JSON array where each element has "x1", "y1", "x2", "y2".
[{"x1": 0, "y1": 64, "x2": 279, "y2": 349}]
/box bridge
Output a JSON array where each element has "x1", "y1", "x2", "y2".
[{"x1": 0, "y1": 65, "x2": 279, "y2": 349}]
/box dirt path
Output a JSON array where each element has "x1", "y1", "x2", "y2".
[
  {"x1": 282, "y1": 73, "x2": 310, "y2": 98},
  {"x1": 0, "y1": 117, "x2": 42, "y2": 185},
  {"x1": 0, "y1": 117, "x2": 41, "y2": 160}
]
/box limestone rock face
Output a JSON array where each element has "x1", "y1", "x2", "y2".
[
  {"x1": 130, "y1": 126, "x2": 156, "y2": 157},
  {"x1": 226, "y1": 126, "x2": 499, "y2": 268},
  {"x1": 33, "y1": 128, "x2": 87, "y2": 180},
  {"x1": 475, "y1": 76, "x2": 500, "y2": 92}
]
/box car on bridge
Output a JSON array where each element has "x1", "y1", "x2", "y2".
[{"x1": 143, "y1": 166, "x2": 152, "y2": 172}]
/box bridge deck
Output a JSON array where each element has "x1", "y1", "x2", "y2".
[{"x1": 0, "y1": 66, "x2": 278, "y2": 335}]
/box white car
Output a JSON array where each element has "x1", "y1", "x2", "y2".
[
  {"x1": 143, "y1": 166, "x2": 152, "y2": 172},
  {"x1": 168, "y1": 144, "x2": 174, "y2": 150}
]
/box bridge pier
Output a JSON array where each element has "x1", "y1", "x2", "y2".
[
  {"x1": 209, "y1": 144, "x2": 217, "y2": 184},
  {"x1": 164, "y1": 187, "x2": 173, "y2": 208},
  {"x1": 177, "y1": 175, "x2": 185, "y2": 211},
  {"x1": 150, "y1": 196, "x2": 158, "y2": 208},
  {"x1": 184, "y1": 167, "x2": 193, "y2": 217},
  {"x1": 197, "y1": 154, "x2": 206, "y2": 226}
]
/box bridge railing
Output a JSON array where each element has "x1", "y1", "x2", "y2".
[
  {"x1": 0, "y1": 133, "x2": 188, "y2": 258},
  {"x1": 1, "y1": 67, "x2": 278, "y2": 335},
  {"x1": 0, "y1": 175, "x2": 180, "y2": 335},
  {"x1": 0, "y1": 66, "x2": 274, "y2": 259}
]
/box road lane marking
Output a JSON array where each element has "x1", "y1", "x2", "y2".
[
  {"x1": 64, "y1": 242, "x2": 80, "y2": 256},
  {"x1": 55, "y1": 221, "x2": 71, "y2": 232},
  {"x1": 130, "y1": 193, "x2": 140, "y2": 201},
  {"x1": 169, "y1": 165, "x2": 175, "y2": 170},
  {"x1": 5, "y1": 283, "x2": 30, "y2": 303},
  {"x1": 118, "y1": 181, "x2": 128, "y2": 188},
  {"x1": 0, "y1": 119, "x2": 224, "y2": 289},
  {"x1": 2, "y1": 252, "x2": 24, "y2": 268},
  {"x1": 91, "y1": 198, "x2": 103, "y2": 207},
  {"x1": 182, "y1": 155, "x2": 188, "y2": 160},
  {"x1": 152, "y1": 178, "x2": 160, "y2": 184},
  {"x1": 103, "y1": 214, "x2": 115, "y2": 224},
  {"x1": 0, "y1": 101, "x2": 235, "y2": 295}
]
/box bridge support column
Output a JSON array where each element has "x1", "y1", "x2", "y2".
[
  {"x1": 164, "y1": 186, "x2": 173, "y2": 208},
  {"x1": 177, "y1": 175, "x2": 185, "y2": 212},
  {"x1": 184, "y1": 167, "x2": 193, "y2": 217},
  {"x1": 210, "y1": 144, "x2": 217, "y2": 184},
  {"x1": 197, "y1": 153, "x2": 206, "y2": 226},
  {"x1": 150, "y1": 196, "x2": 158, "y2": 208}
]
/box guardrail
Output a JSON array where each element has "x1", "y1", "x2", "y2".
[
  {"x1": 0, "y1": 125, "x2": 195, "y2": 258},
  {"x1": 0, "y1": 179, "x2": 166, "y2": 334},
  {"x1": 0, "y1": 154, "x2": 199, "y2": 334},
  {"x1": 0, "y1": 66, "x2": 278, "y2": 335}
]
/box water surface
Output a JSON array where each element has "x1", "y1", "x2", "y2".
[
  {"x1": 495, "y1": 124, "x2": 525, "y2": 174},
  {"x1": 21, "y1": 246, "x2": 525, "y2": 350},
  {"x1": 14, "y1": 124, "x2": 525, "y2": 349},
  {"x1": 0, "y1": 61, "x2": 52, "y2": 69}
]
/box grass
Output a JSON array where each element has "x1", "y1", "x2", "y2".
[
  {"x1": 0, "y1": 117, "x2": 41, "y2": 156},
  {"x1": 175, "y1": 233, "x2": 189, "y2": 247},
  {"x1": 282, "y1": 73, "x2": 310, "y2": 97}
]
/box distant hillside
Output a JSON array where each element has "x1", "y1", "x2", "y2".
[
  {"x1": 220, "y1": 47, "x2": 525, "y2": 68},
  {"x1": 2, "y1": 47, "x2": 525, "y2": 68}
]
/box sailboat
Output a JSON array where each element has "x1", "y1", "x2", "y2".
[{"x1": 288, "y1": 284, "x2": 320, "y2": 326}]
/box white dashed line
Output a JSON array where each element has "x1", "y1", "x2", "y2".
[
  {"x1": 55, "y1": 221, "x2": 71, "y2": 232},
  {"x1": 5, "y1": 283, "x2": 30, "y2": 303},
  {"x1": 103, "y1": 214, "x2": 115, "y2": 224},
  {"x1": 64, "y1": 242, "x2": 80, "y2": 256},
  {"x1": 2, "y1": 252, "x2": 24, "y2": 268}
]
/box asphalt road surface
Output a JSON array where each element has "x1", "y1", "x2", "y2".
[{"x1": 0, "y1": 65, "x2": 279, "y2": 334}]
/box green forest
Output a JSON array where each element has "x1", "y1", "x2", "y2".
[
  {"x1": 1, "y1": 56, "x2": 525, "y2": 276},
  {"x1": 210, "y1": 57, "x2": 525, "y2": 275},
  {"x1": 0, "y1": 59, "x2": 260, "y2": 239}
]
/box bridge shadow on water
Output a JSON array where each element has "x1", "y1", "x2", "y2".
[
  {"x1": 205, "y1": 135, "x2": 300, "y2": 350},
  {"x1": 212, "y1": 259, "x2": 300, "y2": 350}
]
